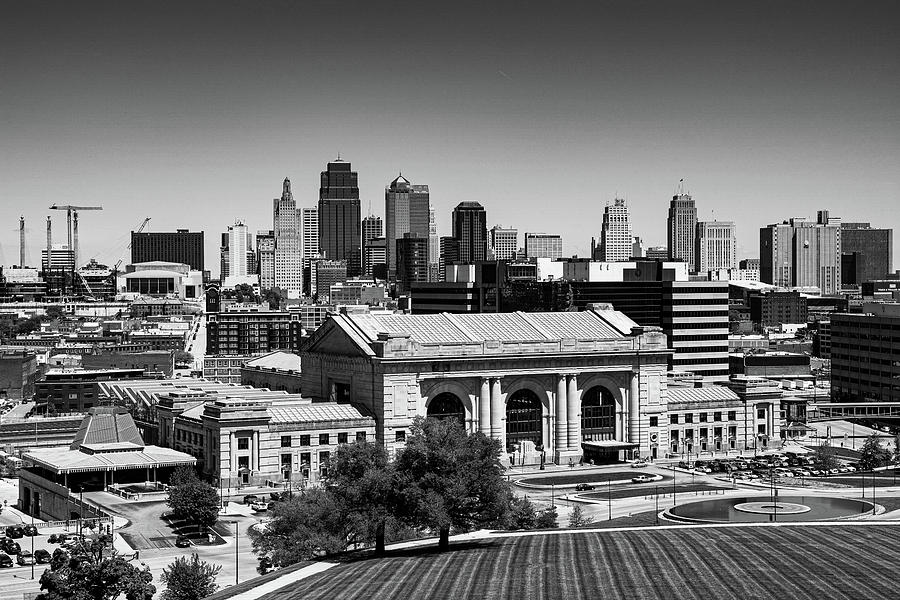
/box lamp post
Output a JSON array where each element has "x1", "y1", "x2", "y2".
[
  {"x1": 30, "y1": 512, "x2": 34, "y2": 580},
  {"x1": 230, "y1": 521, "x2": 239, "y2": 586}
]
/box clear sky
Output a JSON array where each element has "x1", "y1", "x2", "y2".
[{"x1": 2, "y1": 0, "x2": 898, "y2": 276}]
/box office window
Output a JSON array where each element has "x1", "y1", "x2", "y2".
[
  {"x1": 280, "y1": 453, "x2": 291, "y2": 467},
  {"x1": 684, "y1": 413, "x2": 694, "y2": 424},
  {"x1": 713, "y1": 412, "x2": 722, "y2": 422},
  {"x1": 757, "y1": 408, "x2": 766, "y2": 420},
  {"x1": 670, "y1": 414, "x2": 679, "y2": 425},
  {"x1": 649, "y1": 416, "x2": 658, "y2": 428},
  {"x1": 299, "y1": 435, "x2": 310, "y2": 447},
  {"x1": 337, "y1": 432, "x2": 348, "y2": 444},
  {"x1": 758, "y1": 424, "x2": 767, "y2": 435},
  {"x1": 319, "y1": 433, "x2": 330, "y2": 446},
  {"x1": 300, "y1": 452, "x2": 311, "y2": 468},
  {"x1": 395, "y1": 431, "x2": 406, "y2": 443},
  {"x1": 237, "y1": 437, "x2": 249, "y2": 450},
  {"x1": 728, "y1": 411, "x2": 736, "y2": 421},
  {"x1": 699, "y1": 413, "x2": 707, "y2": 423},
  {"x1": 280, "y1": 436, "x2": 291, "y2": 448}
]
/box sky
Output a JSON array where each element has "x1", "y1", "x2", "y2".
[{"x1": 2, "y1": 0, "x2": 898, "y2": 276}]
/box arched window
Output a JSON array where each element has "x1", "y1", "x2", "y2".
[
  {"x1": 427, "y1": 392, "x2": 465, "y2": 426},
  {"x1": 581, "y1": 386, "x2": 616, "y2": 441},
  {"x1": 506, "y1": 389, "x2": 543, "y2": 451}
]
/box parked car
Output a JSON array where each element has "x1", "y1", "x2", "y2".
[
  {"x1": 49, "y1": 533, "x2": 70, "y2": 545},
  {"x1": 251, "y1": 502, "x2": 268, "y2": 512},
  {"x1": 17, "y1": 551, "x2": 34, "y2": 566},
  {"x1": 175, "y1": 535, "x2": 192, "y2": 548},
  {"x1": 631, "y1": 475, "x2": 654, "y2": 484},
  {"x1": 34, "y1": 549, "x2": 52, "y2": 564},
  {"x1": 574, "y1": 483, "x2": 595, "y2": 491},
  {"x1": 5, "y1": 526, "x2": 23, "y2": 539},
  {"x1": 243, "y1": 495, "x2": 260, "y2": 505},
  {"x1": 0, "y1": 553, "x2": 12, "y2": 568},
  {"x1": 22, "y1": 525, "x2": 38, "y2": 537},
  {"x1": 2, "y1": 540, "x2": 21, "y2": 555}
]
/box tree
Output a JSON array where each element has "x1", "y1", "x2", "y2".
[
  {"x1": 535, "y1": 506, "x2": 559, "y2": 529},
  {"x1": 814, "y1": 442, "x2": 839, "y2": 474},
  {"x1": 858, "y1": 434, "x2": 893, "y2": 471},
  {"x1": 37, "y1": 534, "x2": 155, "y2": 600},
  {"x1": 173, "y1": 350, "x2": 194, "y2": 366},
  {"x1": 395, "y1": 416, "x2": 508, "y2": 551},
  {"x1": 160, "y1": 554, "x2": 221, "y2": 600},
  {"x1": 168, "y1": 466, "x2": 200, "y2": 487},
  {"x1": 323, "y1": 440, "x2": 405, "y2": 555},
  {"x1": 567, "y1": 505, "x2": 594, "y2": 528},
  {"x1": 250, "y1": 488, "x2": 349, "y2": 567},
  {"x1": 505, "y1": 494, "x2": 537, "y2": 530},
  {"x1": 167, "y1": 477, "x2": 219, "y2": 530}
]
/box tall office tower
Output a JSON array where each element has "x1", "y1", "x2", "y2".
[
  {"x1": 384, "y1": 175, "x2": 430, "y2": 279},
  {"x1": 131, "y1": 230, "x2": 204, "y2": 271},
  {"x1": 840, "y1": 222, "x2": 893, "y2": 285},
  {"x1": 312, "y1": 259, "x2": 348, "y2": 301},
  {"x1": 489, "y1": 225, "x2": 518, "y2": 260},
  {"x1": 695, "y1": 221, "x2": 736, "y2": 272},
  {"x1": 361, "y1": 215, "x2": 383, "y2": 276},
  {"x1": 525, "y1": 233, "x2": 563, "y2": 259},
  {"x1": 301, "y1": 206, "x2": 319, "y2": 266},
  {"x1": 740, "y1": 258, "x2": 760, "y2": 271},
  {"x1": 667, "y1": 192, "x2": 698, "y2": 271},
  {"x1": 759, "y1": 210, "x2": 841, "y2": 294},
  {"x1": 632, "y1": 236, "x2": 644, "y2": 259},
  {"x1": 364, "y1": 237, "x2": 387, "y2": 279},
  {"x1": 646, "y1": 246, "x2": 669, "y2": 260},
  {"x1": 598, "y1": 198, "x2": 633, "y2": 261},
  {"x1": 451, "y1": 202, "x2": 487, "y2": 263},
  {"x1": 227, "y1": 221, "x2": 250, "y2": 278},
  {"x1": 396, "y1": 234, "x2": 430, "y2": 294},
  {"x1": 273, "y1": 178, "x2": 302, "y2": 296},
  {"x1": 428, "y1": 207, "x2": 439, "y2": 277},
  {"x1": 42, "y1": 244, "x2": 75, "y2": 272},
  {"x1": 318, "y1": 159, "x2": 361, "y2": 276},
  {"x1": 257, "y1": 230, "x2": 275, "y2": 290},
  {"x1": 220, "y1": 232, "x2": 229, "y2": 279},
  {"x1": 439, "y1": 236, "x2": 460, "y2": 281}
]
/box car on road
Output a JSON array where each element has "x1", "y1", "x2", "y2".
[
  {"x1": 5, "y1": 526, "x2": 23, "y2": 539},
  {"x1": 251, "y1": 501, "x2": 268, "y2": 512},
  {"x1": 23, "y1": 524, "x2": 38, "y2": 537},
  {"x1": 175, "y1": 535, "x2": 192, "y2": 548},
  {"x1": 34, "y1": 549, "x2": 51, "y2": 564},
  {"x1": 631, "y1": 475, "x2": 654, "y2": 484},
  {"x1": 574, "y1": 483, "x2": 595, "y2": 491},
  {"x1": 17, "y1": 551, "x2": 34, "y2": 566},
  {"x1": 1, "y1": 540, "x2": 21, "y2": 555},
  {"x1": 49, "y1": 533, "x2": 71, "y2": 544},
  {"x1": 0, "y1": 553, "x2": 12, "y2": 568},
  {"x1": 243, "y1": 494, "x2": 260, "y2": 505}
]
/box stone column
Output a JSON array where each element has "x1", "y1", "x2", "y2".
[
  {"x1": 490, "y1": 377, "x2": 505, "y2": 451},
  {"x1": 479, "y1": 378, "x2": 491, "y2": 435},
  {"x1": 629, "y1": 372, "x2": 640, "y2": 450},
  {"x1": 566, "y1": 374, "x2": 580, "y2": 450},
  {"x1": 229, "y1": 432, "x2": 236, "y2": 473},
  {"x1": 555, "y1": 374, "x2": 568, "y2": 454},
  {"x1": 253, "y1": 430, "x2": 260, "y2": 472}
]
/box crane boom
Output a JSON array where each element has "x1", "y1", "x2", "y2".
[{"x1": 48, "y1": 205, "x2": 103, "y2": 269}]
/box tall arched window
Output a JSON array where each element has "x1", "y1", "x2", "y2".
[
  {"x1": 426, "y1": 392, "x2": 465, "y2": 426},
  {"x1": 506, "y1": 389, "x2": 543, "y2": 451},
  {"x1": 581, "y1": 386, "x2": 616, "y2": 441}
]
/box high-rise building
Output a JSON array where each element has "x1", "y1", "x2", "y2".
[
  {"x1": 364, "y1": 237, "x2": 387, "y2": 279},
  {"x1": 227, "y1": 221, "x2": 250, "y2": 279},
  {"x1": 840, "y1": 222, "x2": 893, "y2": 285},
  {"x1": 272, "y1": 179, "x2": 302, "y2": 296},
  {"x1": 439, "y1": 236, "x2": 460, "y2": 281},
  {"x1": 759, "y1": 210, "x2": 841, "y2": 294},
  {"x1": 318, "y1": 159, "x2": 361, "y2": 276},
  {"x1": 631, "y1": 236, "x2": 644, "y2": 259},
  {"x1": 695, "y1": 221, "x2": 736, "y2": 272},
  {"x1": 598, "y1": 198, "x2": 633, "y2": 262},
  {"x1": 489, "y1": 225, "x2": 518, "y2": 260},
  {"x1": 131, "y1": 230, "x2": 204, "y2": 271},
  {"x1": 384, "y1": 175, "x2": 429, "y2": 279},
  {"x1": 525, "y1": 233, "x2": 563, "y2": 259},
  {"x1": 396, "y1": 234, "x2": 429, "y2": 294},
  {"x1": 831, "y1": 303, "x2": 900, "y2": 403},
  {"x1": 361, "y1": 215, "x2": 383, "y2": 276},
  {"x1": 42, "y1": 244, "x2": 75, "y2": 272},
  {"x1": 312, "y1": 259, "x2": 348, "y2": 301},
  {"x1": 256, "y1": 230, "x2": 275, "y2": 290},
  {"x1": 451, "y1": 202, "x2": 487, "y2": 264},
  {"x1": 428, "y1": 207, "x2": 439, "y2": 274},
  {"x1": 646, "y1": 246, "x2": 669, "y2": 261},
  {"x1": 667, "y1": 192, "x2": 698, "y2": 271},
  {"x1": 739, "y1": 258, "x2": 760, "y2": 271}
]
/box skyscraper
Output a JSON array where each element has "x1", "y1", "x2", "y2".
[
  {"x1": 361, "y1": 214, "x2": 383, "y2": 276},
  {"x1": 274, "y1": 178, "x2": 302, "y2": 296},
  {"x1": 428, "y1": 207, "x2": 440, "y2": 281},
  {"x1": 318, "y1": 159, "x2": 361, "y2": 276},
  {"x1": 525, "y1": 233, "x2": 563, "y2": 259},
  {"x1": 451, "y1": 202, "x2": 487, "y2": 264},
  {"x1": 396, "y1": 234, "x2": 429, "y2": 294},
  {"x1": 598, "y1": 198, "x2": 633, "y2": 262},
  {"x1": 667, "y1": 192, "x2": 698, "y2": 271},
  {"x1": 384, "y1": 174, "x2": 430, "y2": 279},
  {"x1": 227, "y1": 221, "x2": 249, "y2": 278},
  {"x1": 695, "y1": 221, "x2": 736, "y2": 272},
  {"x1": 256, "y1": 230, "x2": 275, "y2": 290},
  {"x1": 759, "y1": 210, "x2": 841, "y2": 294},
  {"x1": 489, "y1": 225, "x2": 518, "y2": 260}
]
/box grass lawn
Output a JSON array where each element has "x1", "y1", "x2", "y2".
[
  {"x1": 252, "y1": 525, "x2": 900, "y2": 600},
  {"x1": 522, "y1": 471, "x2": 655, "y2": 486}
]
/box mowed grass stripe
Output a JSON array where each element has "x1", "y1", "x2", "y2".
[
  {"x1": 637, "y1": 529, "x2": 739, "y2": 600},
  {"x1": 794, "y1": 527, "x2": 898, "y2": 598},
  {"x1": 611, "y1": 530, "x2": 672, "y2": 599},
  {"x1": 760, "y1": 528, "x2": 860, "y2": 600},
  {"x1": 652, "y1": 528, "x2": 738, "y2": 599}
]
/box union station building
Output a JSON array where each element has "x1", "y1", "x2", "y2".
[{"x1": 300, "y1": 305, "x2": 673, "y2": 463}]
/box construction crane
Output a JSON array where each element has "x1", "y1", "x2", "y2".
[
  {"x1": 127, "y1": 217, "x2": 151, "y2": 250},
  {"x1": 49, "y1": 204, "x2": 103, "y2": 269}
]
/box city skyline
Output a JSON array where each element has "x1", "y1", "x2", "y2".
[{"x1": 2, "y1": 1, "x2": 898, "y2": 271}]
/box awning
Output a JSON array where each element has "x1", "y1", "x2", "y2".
[{"x1": 582, "y1": 440, "x2": 639, "y2": 450}]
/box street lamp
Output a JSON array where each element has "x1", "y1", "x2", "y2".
[{"x1": 228, "y1": 520, "x2": 239, "y2": 586}]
